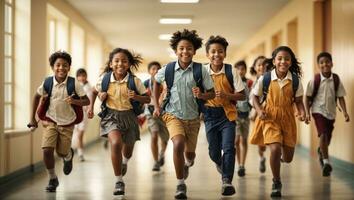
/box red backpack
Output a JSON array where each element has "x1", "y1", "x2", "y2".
[{"x1": 308, "y1": 73, "x2": 340, "y2": 107}]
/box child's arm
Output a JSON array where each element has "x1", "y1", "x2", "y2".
[
  {"x1": 28, "y1": 93, "x2": 41, "y2": 129},
  {"x1": 295, "y1": 96, "x2": 305, "y2": 121},
  {"x1": 215, "y1": 90, "x2": 245, "y2": 101},
  {"x1": 338, "y1": 97, "x2": 350, "y2": 122},
  {"x1": 252, "y1": 94, "x2": 266, "y2": 120},
  {"x1": 192, "y1": 87, "x2": 215, "y2": 100},
  {"x1": 128, "y1": 90, "x2": 150, "y2": 104},
  {"x1": 65, "y1": 95, "x2": 90, "y2": 106},
  {"x1": 87, "y1": 88, "x2": 98, "y2": 119},
  {"x1": 304, "y1": 95, "x2": 311, "y2": 124},
  {"x1": 152, "y1": 81, "x2": 162, "y2": 117}
]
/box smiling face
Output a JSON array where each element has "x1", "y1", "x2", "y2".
[
  {"x1": 255, "y1": 58, "x2": 266, "y2": 76},
  {"x1": 273, "y1": 50, "x2": 291, "y2": 75},
  {"x1": 148, "y1": 64, "x2": 160, "y2": 76},
  {"x1": 52, "y1": 58, "x2": 70, "y2": 82},
  {"x1": 318, "y1": 56, "x2": 333, "y2": 75},
  {"x1": 175, "y1": 39, "x2": 196, "y2": 68},
  {"x1": 110, "y1": 52, "x2": 130, "y2": 78},
  {"x1": 206, "y1": 43, "x2": 226, "y2": 68}
]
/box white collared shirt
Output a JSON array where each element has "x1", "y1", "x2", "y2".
[
  {"x1": 306, "y1": 73, "x2": 346, "y2": 119},
  {"x1": 252, "y1": 69, "x2": 304, "y2": 97}
]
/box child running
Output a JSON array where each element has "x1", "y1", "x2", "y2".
[
  {"x1": 88, "y1": 48, "x2": 150, "y2": 196},
  {"x1": 203, "y1": 35, "x2": 245, "y2": 196},
  {"x1": 153, "y1": 29, "x2": 215, "y2": 199},
  {"x1": 304, "y1": 52, "x2": 350, "y2": 176},
  {"x1": 144, "y1": 61, "x2": 169, "y2": 172},
  {"x1": 72, "y1": 68, "x2": 93, "y2": 162},
  {"x1": 234, "y1": 60, "x2": 252, "y2": 177},
  {"x1": 250, "y1": 46, "x2": 305, "y2": 197},
  {"x1": 28, "y1": 51, "x2": 90, "y2": 192}
]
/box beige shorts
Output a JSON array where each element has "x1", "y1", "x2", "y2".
[
  {"x1": 162, "y1": 113, "x2": 200, "y2": 152},
  {"x1": 41, "y1": 121, "x2": 74, "y2": 156}
]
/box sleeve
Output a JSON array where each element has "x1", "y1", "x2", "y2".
[
  {"x1": 202, "y1": 65, "x2": 214, "y2": 90},
  {"x1": 336, "y1": 80, "x2": 346, "y2": 97},
  {"x1": 252, "y1": 75, "x2": 264, "y2": 96},
  {"x1": 95, "y1": 74, "x2": 104, "y2": 92},
  {"x1": 232, "y1": 68, "x2": 245, "y2": 92},
  {"x1": 75, "y1": 80, "x2": 86, "y2": 97},
  {"x1": 135, "y1": 77, "x2": 148, "y2": 95},
  {"x1": 305, "y1": 79, "x2": 314, "y2": 97},
  {"x1": 36, "y1": 81, "x2": 46, "y2": 95},
  {"x1": 154, "y1": 66, "x2": 166, "y2": 84},
  {"x1": 295, "y1": 80, "x2": 304, "y2": 97}
]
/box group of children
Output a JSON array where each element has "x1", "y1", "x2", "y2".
[{"x1": 27, "y1": 29, "x2": 350, "y2": 199}]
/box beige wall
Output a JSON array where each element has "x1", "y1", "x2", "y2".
[{"x1": 1, "y1": 0, "x2": 6, "y2": 176}]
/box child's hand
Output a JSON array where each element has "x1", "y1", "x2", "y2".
[
  {"x1": 153, "y1": 106, "x2": 161, "y2": 117},
  {"x1": 98, "y1": 92, "x2": 107, "y2": 101},
  {"x1": 257, "y1": 109, "x2": 267, "y2": 120},
  {"x1": 87, "y1": 108, "x2": 94, "y2": 119},
  {"x1": 128, "y1": 90, "x2": 136, "y2": 99},
  {"x1": 64, "y1": 94, "x2": 75, "y2": 104},
  {"x1": 192, "y1": 87, "x2": 202, "y2": 98},
  {"x1": 27, "y1": 118, "x2": 38, "y2": 132},
  {"x1": 344, "y1": 112, "x2": 350, "y2": 122},
  {"x1": 305, "y1": 115, "x2": 311, "y2": 124},
  {"x1": 297, "y1": 113, "x2": 305, "y2": 122},
  {"x1": 215, "y1": 90, "x2": 226, "y2": 99}
]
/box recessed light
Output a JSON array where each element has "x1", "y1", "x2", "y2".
[
  {"x1": 161, "y1": 0, "x2": 199, "y2": 3},
  {"x1": 159, "y1": 18, "x2": 192, "y2": 24},
  {"x1": 159, "y1": 34, "x2": 172, "y2": 40}
]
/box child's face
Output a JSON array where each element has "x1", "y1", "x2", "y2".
[
  {"x1": 175, "y1": 39, "x2": 196, "y2": 65},
  {"x1": 318, "y1": 56, "x2": 333, "y2": 74},
  {"x1": 52, "y1": 58, "x2": 70, "y2": 80},
  {"x1": 77, "y1": 74, "x2": 87, "y2": 83},
  {"x1": 255, "y1": 58, "x2": 266, "y2": 76},
  {"x1": 149, "y1": 65, "x2": 160, "y2": 76},
  {"x1": 110, "y1": 52, "x2": 130, "y2": 76},
  {"x1": 237, "y1": 66, "x2": 247, "y2": 78},
  {"x1": 206, "y1": 43, "x2": 226, "y2": 67},
  {"x1": 273, "y1": 50, "x2": 291, "y2": 74}
]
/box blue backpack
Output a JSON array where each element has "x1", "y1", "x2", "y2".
[
  {"x1": 261, "y1": 71, "x2": 299, "y2": 103},
  {"x1": 163, "y1": 61, "x2": 206, "y2": 113},
  {"x1": 98, "y1": 71, "x2": 145, "y2": 118}
]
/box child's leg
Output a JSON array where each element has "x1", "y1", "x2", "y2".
[
  {"x1": 206, "y1": 122, "x2": 222, "y2": 167},
  {"x1": 43, "y1": 147, "x2": 55, "y2": 170},
  {"x1": 76, "y1": 130, "x2": 85, "y2": 157},
  {"x1": 221, "y1": 123, "x2": 236, "y2": 181},
  {"x1": 235, "y1": 135, "x2": 241, "y2": 165},
  {"x1": 172, "y1": 135, "x2": 186, "y2": 179},
  {"x1": 319, "y1": 134, "x2": 330, "y2": 159},
  {"x1": 240, "y1": 135, "x2": 248, "y2": 166},
  {"x1": 268, "y1": 143, "x2": 282, "y2": 181},
  {"x1": 151, "y1": 131, "x2": 159, "y2": 162},
  {"x1": 108, "y1": 131, "x2": 123, "y2": 176},
  {"x1": 258, "y1": 145, "x2": 266, "y2": 157},
  {"x1": 281, "y1": 145, "x2": 295, "y2": 163}
]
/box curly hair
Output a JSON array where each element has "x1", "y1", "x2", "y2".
[
  {"x1": 272, "y1": 46, "x2": 302, "y2": 78},
  {"x1": 205, "y1": 35, "x2": 229, "y2": 53},
  {"x1": 249, "y1": 56, "x2": 266, "y2": 76},
  {"x1": 147, "y1": 61, "x2": 161, "y2": 71},
  {"x1": 102, "y1": 48, "x2": 143, "y2": 74},
  {"x1": 49, "y1": 50, "x2": 72, "y2": 67},
  {"x1": 170, "y1": 29, "x2": 203, "y2": 51},
  {"x1": 234, "y1": 60, "x2": 247, "y2": 70},
  {"x1": 317, "y1": 52, "x2": 332, "y2": 63}
]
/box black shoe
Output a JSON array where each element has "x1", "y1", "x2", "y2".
[
  {"x1": 158, "y1": 156, "x2": 165, "y2": 167},
  {"x1": 222, "y1": 178, "x2": 236, "y2": 196},
  {"x1": 152, "y1": 162, "x2": 160, "y2": 172},
  {"x1": 113, "y1": 181, "x2": 125, "y2": 195},
  {"x1": 45, "y1": 178, "x2": 59, "y2": 192},
  {"x1": 259, "y1": 157, "x2": 266, "y2": 173},
  {"x1": 175, "y1": 183, "x2": 187, "y2": 199},
  {"x1": 270, "y1": 179, "x2": 282, "y2": 197},
  {"x1": 122, "y1": 163, "x2": 128, "y2": 176},
  {"x1": 237, "y1": 166, "x2": 245, "y2": 177},
  {"x1": 322, "y1": 163, "x2": 333, "y2": 177},
  {"x1": 63, "y1": 148, "x2": 74, "y2": 175},
  {"x1": 317, "y1": 147, "x2": 324, "y2": 168}
]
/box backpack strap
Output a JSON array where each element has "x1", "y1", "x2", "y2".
[
  {"x1": 261, "y1": 71, "x2": 272, "y2": 102},
  {"x1": 224, "y1": 64, "x2": 234, "y2": 91},
  {"x1": 192, "y1": 62, "x2": 206, "y2": 113},
  {"x1": 66, "y1": 76, "x2": 76, "y2": 96},
  {"x1": 162, "y1": 62, "x2": 176, "y2": 110},
  {"x1": 332, "y1": 73, "x2": 340, "y2": 95},
  {"x1": 291, "y1": 72, "x2": 299, "y2": 98},
  {"x1": 43, "y1": 76, "x2": 54, "y2": 97},
  {"x1": 143, "y1": 79, "x2": 150, "y2": 89},
  {"x1": 101, "y1": 72, "x2": 112, "y2": 92},
  {"x1": 128, "y1": 73, "x2": 146, "y2": 115}
]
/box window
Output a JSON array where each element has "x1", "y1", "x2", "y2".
[{"x1": 4, "y1": 0, "x2": 14, "y2": 129}]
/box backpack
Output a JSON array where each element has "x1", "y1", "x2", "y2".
[
  {"x1": 162, "y1": 61, "x2": 205, "y2": 113},
  {"x1": 308, "y1": 73, "x2": 340, "y2": 107},
  {"x1": 261, "y1": 71, "x2": 299, "y2": 103},
  {"x1": 98, "y1": 71, "x2": 145, "y2": 118},
  {"x1": 37, "y1": 76, "x2": 83, "y2": 125}
]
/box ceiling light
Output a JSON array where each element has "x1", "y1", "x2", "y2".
[
  {"x1": 159, "y1": 18, "x2": 192, "y2": 24},
  {"x1": 161, "y1": 0, "x2": 199, "y2": 3},
  {"x1": 159, "y1": 34, "x2": 172, "y2": 40}
]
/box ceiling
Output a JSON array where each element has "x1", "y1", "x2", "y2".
[{"x1": 66, "y1": 0, "x2": 289, "y2": 64}]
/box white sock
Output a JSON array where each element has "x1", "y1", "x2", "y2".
[
  {"x1": 116, "y1": 175, "x2": 123, "y2": 182},
  {"x1": 323, "y1": 159, "x2": 329, "y2": 164},
  {"x1": 185, "y1": 159, "x2": 193, "y2": 167},
  {"x1": 123, "y1": 156, "x2": 130, "y2": 164},
  {"x1": 47, "y1": 168, "x2": 57, "y2": 179},
  {"x1": 64, "y1": 149, "x2": 73, "y2": 161},
  {"x1": 177, "y1": 179, "x2": 185, "y2": 185},
  {"x1": 77, "y1": 148, "x2": 84, "y2": 156}
]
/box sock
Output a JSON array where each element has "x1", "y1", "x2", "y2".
[
  {"x1": 177, "y1": 179, "x2": 185, "y2": 185},
  {"x1": 323, "y1": 159, "x2": 329, "y2": 164},
  {"x1": 123, "y1": 156, "x2": 130, "y2": 164},
  {"x1": 116, "y1": 175, "x2": 123, "y2": 182},
  {"x1": 47, "y1": 168, "x2": 57, "y2": 179},
  {"x1": 77, "y1": 148, "x2": 84, "y2": 156},
  {"x1": 64, "y1": 149, "x2": 73, "y2": 161},
  {"x1": 185, "y1": 159, "x2": 193, "y2": 167}
]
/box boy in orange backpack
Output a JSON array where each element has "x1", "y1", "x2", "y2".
[
  {"x1": 28, "y1": 51, "x2": 90, "y2": 192},
  {"x1": 304, "y1": 52, "x2": 350, "y2": 177}
]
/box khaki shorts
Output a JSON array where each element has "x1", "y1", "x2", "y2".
[
  {"x1": 41, "y1": 121, "x2": 74, "y2": 156},
  {"x1": 162, "y1": 113, "x2": 200, "y2": 152}
]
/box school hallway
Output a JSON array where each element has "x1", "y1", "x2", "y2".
[{"x1": 1, "y1": 124, "x2": 354, "y2": 200}]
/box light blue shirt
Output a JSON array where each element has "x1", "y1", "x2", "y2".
[{"x1": 155, "y1": 61, "x2": 214, "y2": 120}]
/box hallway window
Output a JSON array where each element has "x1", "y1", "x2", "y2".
[{"x1": 4, "y1": 0, "x2": 14, "y2": 129}]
